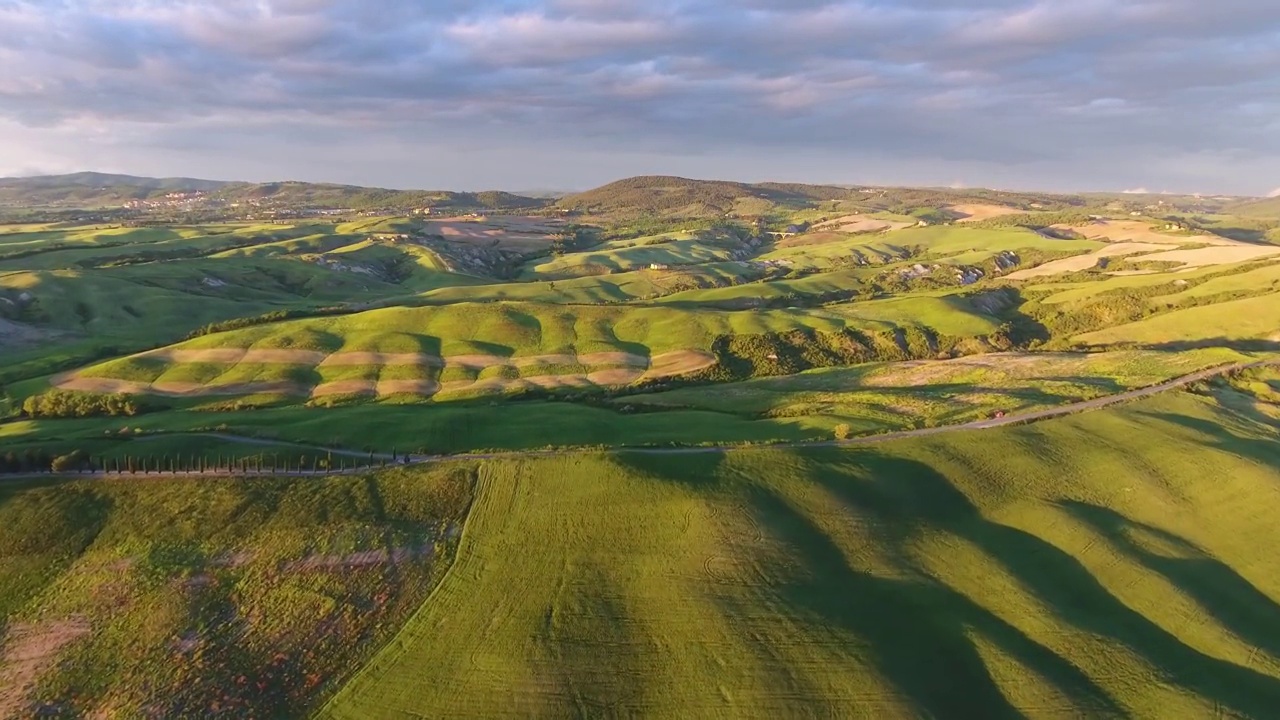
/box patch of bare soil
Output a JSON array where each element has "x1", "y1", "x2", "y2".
[
  {"x1": 1129, "y1": 245, "x2": 1280, "y2": 269},
  {"x1": 52, "y1": 373, "x2": 303, "y2": 398},
  {"x1": 0, "y1": 617, "x2": 91, "y2": 720},
  {"x1": 375, "y1": 380, "x2": 441, "y2": 396},
  {"x1": 949, "y1": 204, "x2": 1022, "y2": 222},
  {"x1": 642, "y1": 350, "x2": 717, "y2": 379},
  {"x1": 318, "y1": 353, "x2": 442, "y2": 367},
  {"x1": 1006, "y1": 242, "x2": 1169, "y2": 279},
  {"x1": 286, "y1": 547, "x2": 426, "y2": 572},
  {"x1": 1062, "y1": 219, "x2": 1240, "y2": 247},
  {"x1": 309, "y1": 380, "x2": 378, "y2": 398},
  {"x1": 586, "y1": 368, "x2": 646, "y2": 385}
]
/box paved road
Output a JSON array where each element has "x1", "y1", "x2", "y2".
[{"x1": 6, "y1": 358, "x2": 1274, "y2": 481}]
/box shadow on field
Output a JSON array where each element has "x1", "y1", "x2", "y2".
[
  {"x1": 1142, "y1": 339, "x2": 1280, "y2": 353},
  {"x1": 1059, "y1": 501, "x2": 1280, "y2": 664},
  {"x1": 615, "y1": 449, "x2": 728, "y2": 491},
  {"x1": 740, "y1": 481, "x2": 1117, "y2": 719},
  {"x1": 798, "y1": 451, "x2": 1280, "y2": 718},
  {"x1": 1141, "y1": 410, "x2": 1280, "y2": 470}
]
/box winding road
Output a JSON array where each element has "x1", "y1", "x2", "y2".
[{"x1": 6, "y1": 358, "x2": 1274, "y2": 480}]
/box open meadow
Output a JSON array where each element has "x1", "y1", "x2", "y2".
[{"x1": 4, "y1": 175, "x2": 1280, "y2": 717}]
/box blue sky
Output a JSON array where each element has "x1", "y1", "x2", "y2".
[{"x1": 1, "y1": 0, "x2": 1278, "y2": 195}]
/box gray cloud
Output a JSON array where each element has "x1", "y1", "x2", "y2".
[{"x1": 0, "y1": 0, "x2": 1277, "y2": 193}]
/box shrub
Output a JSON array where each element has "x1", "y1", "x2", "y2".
[
  {"x1": 51, "y1": 450, "x2": 89, "y2": 473},
  {"x1": 22, "y1": 391, "x2": 148, "y2": 419},
  {"x1": 833, "y1": 424, "x2": 853, "y2": 441}
]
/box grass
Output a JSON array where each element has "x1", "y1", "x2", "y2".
[
  {"x1": 60, "y1": 298, "x2": 1003, "y2": 394},
  {"x1": 0, "y1": 465, "x2": 474, "y2": 718},
  {"x1": 322, "y1": 391, "x2": 1280, "y2": 718},
  {"x1": 522, "y1": 237, "x2": 740, "y2": 279},
  {"x1": 1077, "y1": 294, "x2": 1280, "y2": 347},
  {"x1": 610, "y1": 347, "x2": 1257, "y2": 436}
]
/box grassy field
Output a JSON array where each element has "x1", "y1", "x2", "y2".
[
  {"x1": 1077, "y1": 294, "x2": 1280, "y2": 347},
  {"x1": 321, "y1": 390, "x2": 1280, "y2": 718},
  {"x1": 614, "y1": 348, "x2": 1257, "y2": 433},
  {"x1": 6, "y1": 182, "x2": 1280, "y2": 718},
  {"x1": 0, "y1": 465, "x2": 474, "y2": 719}
]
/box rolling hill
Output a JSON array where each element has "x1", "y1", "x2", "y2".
[{"x1": 5, "y1": 176, "x2": 1280, "y2": 718}]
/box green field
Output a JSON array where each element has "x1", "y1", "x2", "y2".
[
  {"x1": 6, "y1": 176, "x2": 1280, "y2": 718},
  {"x1": 317, "y1": 390, "x2": 1280, "y2": 718}
]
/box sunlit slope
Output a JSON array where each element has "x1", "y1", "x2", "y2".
[
  {"x1": 62, "y1": 297, "x2": 1006, "y2": 398},
  {"x1": 325, "y1": 391, "x2": 1280, "y2": 718}
]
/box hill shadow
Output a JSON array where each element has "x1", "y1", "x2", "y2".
[
  {"x1": 739, "y1": 481, "x2": 1119, "y2": 718},
  {"x1": 1058, "y1": 500, "x2": 1280, "y2": 664},
  {"x1": 1140, "y1": 339, "x2": 1280, "y2": 353},
  {"x1": 797, "y1": 451, "x2": 1280, "y2": 717},
  {"x1": 1135, "y1": 409, "x2": 1280, "y2": 470}
]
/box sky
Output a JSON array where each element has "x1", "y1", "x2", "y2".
[{"x1": 0, "y1": 0, "x2": 1278, "y2": 195}]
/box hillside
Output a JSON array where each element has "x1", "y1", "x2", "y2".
[
  {"x1": 4, "y1": 387, "x2": 1279, "y2": 717},
  {"x1": 0, "y1": 173, "x2": 231, "y2": 207},
  {"x1": 5, "y1": 177, "x2": 1280, "y2": 718},
  {"x1": 321, "y1": 390, "x2": 1280, "y2": 718},
  {"x1": 0, "y1": 173, "x2": 549, "y2": 213}
]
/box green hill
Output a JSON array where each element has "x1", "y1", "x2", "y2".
[
  {"x1": 312, "y1": 388, "x2": 1280, "y2": 717},
  {"x1": 4, "y1": 387, "x2": 1280, "y2": 717}
]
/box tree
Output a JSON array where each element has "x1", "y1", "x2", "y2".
[
  {"x1": 833, "y1": 423, "x2": 853, "y2": 441},
  {"x1": 51, "y1": 450, "x2": 88, "y2": 473}
]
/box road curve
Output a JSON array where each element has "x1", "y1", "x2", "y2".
[{"x1": 6, "y1": 358, "x2": 1274, "y2": 481}]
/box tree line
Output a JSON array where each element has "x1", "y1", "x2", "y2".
[
  {"x1": 0, "y1": 450, "x2": 406, "y2": 476},
  {"x1": 21, "y1": 391, "x2": 149, "y2": 419}
]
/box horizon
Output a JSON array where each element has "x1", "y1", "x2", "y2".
[
  {"x1": 0, "y1": 169, "x2": 1269, "y2": 200},
  {"x1": 1, "y1": 2, "x2": 1277, "y2": 196}
]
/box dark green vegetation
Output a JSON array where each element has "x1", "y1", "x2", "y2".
[{"x1": 5, "y1": 174, "x2": 1280, "y2": 718}]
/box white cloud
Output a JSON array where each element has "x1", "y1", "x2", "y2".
[
  {"x1": 1269, "y1": 187, "x2": 1280, "y2": 198},
  {"x1": 0, "y1": 0, "x2": 1277, "y2": 192}
]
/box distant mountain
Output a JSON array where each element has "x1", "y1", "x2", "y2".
[
  {"x1": 556, "y1": 175, "x2": 1087, "y2": 222},
  {"x1": 0, "y1": 172, "x2": 230, "y2": 192},
  {"x1": 0, "y1": 173, "x2": 548, "y2": 212},
  {"x1": 0, "y1": 172, "x2": 232, "y2": 207},
  {"x1": 1225, "y1": 196, "x2": 1280, "y2": 219},
  {"x1": 555, "y1": 175, "x2": 858, "y2": 220}
]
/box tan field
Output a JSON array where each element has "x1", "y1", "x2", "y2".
[
  {"x1": 1127, "y1": 244, "x2": 1280, "y2": 269},
  {"x1": 1061, "y1": 219, "x2": 1238, "y2": 246},
  {"x1": 421, "y1": 215, "x2": 563, "y2": 251},
  {"x1": 1010, "y1": 219, "x2": 1280, "y2": 278},
  {"x1": 948, "y1": 204, "x2": 1023, "y2": 222},
  {"x1": 1006, "y1": 242, "x2": 1169, "y2": 279},
  {"x1": 810, "y1": 215, "x2": 911, "y2": 234}
]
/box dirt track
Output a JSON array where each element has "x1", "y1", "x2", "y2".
[{"x1": 16, "y1": 358, "x2": 1274, "y2": 482}]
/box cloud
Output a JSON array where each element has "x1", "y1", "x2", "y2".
[
  {"x1": 1269, "y1": 188, "x2": 1280, "y2": 198},
  {"x1": 0, "y1": 0, "x2": 1277, "y2": 193}
]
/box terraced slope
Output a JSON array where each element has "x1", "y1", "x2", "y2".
[{"x1": 325, "y1": 389, "x2": 1280, "y2": 718}]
